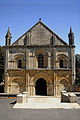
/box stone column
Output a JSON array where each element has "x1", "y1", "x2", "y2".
[
  {"x1": 33, "y1": 52, "x2": 36, "y2": 69},
  {"x1": 51, "y1": 48, "x2": 54, "y2": 69},
  {"x1": 4, "y1": 72, "x2": 9, "y2": 93},
  {"x1": 72, "y1": 47, "x2": 75, "y2": 85},
  {"x1": 29, "y1": 52, "x2": 34, "y2": 69},
  {"x1": 26, "y1": 49, "x2": 29, "y2": 69},
  {"x1": 50, "y1": 85, "x2": 54, "y2": 96},
  {"x1": 54, "y1": 72, "x2": 56, "y2": 96},
  {"x1": 48, "y1": 52, "x2": 51, "y2": 69},
  {"x1": 29, "y1": 84, "x2": 35, "y2": 96},
  {"x1": 47, "y1": 84, "x2": 50, "y2": 96},
  {"x1": 4, "y1": 48, "x2": 9, "y2": 73},
  {"x1": 26, "y1": 72, "x2": 28, "y2": 92},
  {"x1": 28, "y1": 85, "x2": 30, "y2": 96},
  {"x1": 53, "y1": 48, "x2": 56, "y2": 69},
  {"x1": 70, "y1": 46, "x2": 75, "y2": 86},
  {"x1": 47, "y1": 84, "x2": 54, "y2": 96}
]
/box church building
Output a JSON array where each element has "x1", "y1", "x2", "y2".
[{"x1": 4, "y1": 19, "x2": 75, "y2": 96}]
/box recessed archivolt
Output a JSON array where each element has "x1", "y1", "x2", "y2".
[
  {"x1": 29, "y1": 72, "x2": 52, "y2": 85},
  {"x1": 57, "y1": 54, "x2": 68, "y2": 61},
  {"x1": 30, "y1": 71, "x2": 51, "y2": 78},
  {"x1": 34, "y1": 48, "x2": 49, "y2": 56},
  {"x1": 9, "y1": 77, "x2": 24, "y2": 86},
  {"x1": 13, "y1": 54, "x2": 24, "y2": 61},
  {"x1": 57, "y1": 77, "x2": 69, "y2": 85}
]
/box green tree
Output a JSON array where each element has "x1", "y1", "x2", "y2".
[
  {"x1": 75, "y1": 54, "x2": 80, "y2": 86},
  {"x1": 0, "y1": 46, "x2": 5, "y2": 83}
]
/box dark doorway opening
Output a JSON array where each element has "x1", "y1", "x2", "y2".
[{"x1": 35, "y1": 78, "x2": 47, "y2": 96}]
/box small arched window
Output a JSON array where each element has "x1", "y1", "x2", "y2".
[
  {"x1": 18, "y1": 60, "x2": 22, "y2": 68},
  {"x1": 60, "y1": 59, "x2": 63, "y2": 68},
  {"x1": 50, "y1": 35, "x2": 54, "y2": 45},
  {"x1": 24, "y1": 35, "x2": 27, "y2": 45},
  {"x1": 38, "y1": 54, "x2": 44, "y2": 68}
]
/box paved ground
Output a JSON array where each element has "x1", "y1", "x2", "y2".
[{"x1": 0, "y1": 98, "x2": 80, "y2": 120}]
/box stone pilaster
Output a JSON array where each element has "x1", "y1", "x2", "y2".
[
  {"x1": 71, "y1": 46, "x2": 75, "y2": 85},
  {"x1": 4, "y1": 48, "x2": 9, "y2": 93},
  {"x1": 51, "y1": 47, "x2": 54, "y2": 69},
  {"x1": 54, "y1": 72, "x2": 56, "y2": 96},
  {"x1": 26, "y1": 49, "x2": 29, "y2": 69},
  {"x1": 30, "y1": 84, "x2": 35, "y2": 96},
  {"x1": 29, "y1": 52, "x2": 34, "y2": 69},
  {"x1": 4, "y1": 48, "x2": 9, "y2": 72},
  {"x1": 26, "y1": 72, "x2": 28, "y2": 92},
  {"x1": 4, "y1": 72, "x2": 9, "y2": 93},
  {"x1": 53, "y1": 48, "x2": 56, "y2": 69},
  {"x1": 48, "y1": 52, "x2": 51, "y2": 69},
  {"x1": 47, "y1": 84, "x2": 54, "y2": 96}
]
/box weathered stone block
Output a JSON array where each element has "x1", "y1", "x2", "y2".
[
  {"x1": 61, "y1": 91, "x2": 69, "y2": 102},
  {"x1": 68, "y1": 93, "x2": 77, "y2": 103},
  {"x1": 17, "y1": 94, "x2": 27, "y2": 103},
  {"x1": 23, "y1": 91, "x2": 29, "y2": 102}
]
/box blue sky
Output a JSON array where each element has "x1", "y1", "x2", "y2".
[{"x1": 0, "y1": 0, "x2": 80, "y2": 53}]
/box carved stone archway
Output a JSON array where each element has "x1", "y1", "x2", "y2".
[
  {"x1": 29, "y1": 72, "x2": 53, "y2": 96},
  {"x1": 34, "y1": 48, "x2": 49, "y2": 68},
  {"x1": 9, "y1": 77, "x2": 24, "y2": 94},
  {"x1": 56, "y1": 78, "x2": 69, "y2": 96}
]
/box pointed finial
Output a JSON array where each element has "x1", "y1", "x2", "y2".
[
  {"x1": 39, "y1": 18, "x2": 41, "y2": 22},
  {"x1": 68, "y1": 26, "x2": 74, "y2": 45},
  {"x1": 70, "y1": 27, "x2": 72, "y2": 33},
  {"x1": 5, "y1": 27, "x2": 12, "y2": 46},
  {"x1": 8, "y1": 27, "x2": 10, "y2": 32},
  {"x1": 6, "y1": 27, "x2": 12, "y2": 37},
  {"x1": 7, "y1": 27, "x2": 10, "y2": 35}
]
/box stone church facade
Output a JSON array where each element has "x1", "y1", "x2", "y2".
[{"x1": 4, "y1": 19, "x2": 75, "y2": 96}]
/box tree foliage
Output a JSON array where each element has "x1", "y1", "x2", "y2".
[
  {"x1": 75, "y1": 54, "x2": 80, "y2": 86},
  {"x1": 0, "y1": 46, "x2": 5, "y2": 83}
]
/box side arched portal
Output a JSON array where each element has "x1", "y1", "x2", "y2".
[
  {"x1": 56, "y1": 78, "x2": 69, "y2": 96},
  {"x1": 9, "y1": 78, "x2": 24, "y2": 94},
  {"x1": 11, "y1": 82, "x2": 20, "y2": 94}
]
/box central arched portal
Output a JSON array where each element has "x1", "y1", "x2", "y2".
[{"x1": 35, "y1": 78, "x2": 47, "y2": 96}]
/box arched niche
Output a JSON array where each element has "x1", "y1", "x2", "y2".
[
  {"x1": 13, "y1": 54, "x2": 25, "y2": 68},
  {"x1": 9, "y1": 78, "x2": 24, "y2": 94},
  {"x1": 56, "y1": 78, "x2": 69, "y2": 96},
  {"x1": 34, "y1": 48, "x2": 49, "y2": 68},
  {"x1": 56, "y1": 54, "x2": 68, "y2": 68}
]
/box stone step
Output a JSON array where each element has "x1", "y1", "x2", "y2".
[{"x1": 28, "y1": 96, "x2": 61, "y2": 103}]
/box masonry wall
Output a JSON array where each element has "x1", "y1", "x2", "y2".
[
  {"x1": 13, "y1": 22, "x2": 66, "y2": 46},
  {"x1": 5, "y1": 69, "x2": 72, "y2": 96},
  {"x1": 5, "y1": 46, "x2": 71, "y2": 70},
  {"x1": 4, "y1": 21, "x2": 75, "y2": 95}
]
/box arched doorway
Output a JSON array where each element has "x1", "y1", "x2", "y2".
[{"x1": 35, "y1": 78, "x2": 47, "y2": 96}]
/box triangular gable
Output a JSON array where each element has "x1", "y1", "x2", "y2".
[{"x1": 12, "y1": 21, "x2": 68, "y2": 46}]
